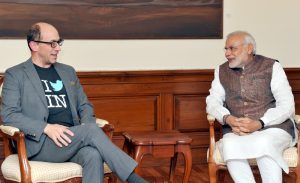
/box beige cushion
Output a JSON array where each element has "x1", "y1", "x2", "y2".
[
  {"x1": 0, "y1": 125, "x2": 19, "y2": 136},
  {"x1": 295, "y1": 115, "x2": 300, "y2": 125},
  {"x1": 213, "y1": 145, "x2": 298, "y2": 167},
  {"x1": 96, "y1": 118, "x2": 109, "y2": 127},
  {"x1": 1, "y1": 154, "x2": 112, "y2": 182}
]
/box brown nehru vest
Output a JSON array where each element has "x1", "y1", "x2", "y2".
[{"x1": 219, "y1": 55, "x2": 294, "y2": 137}]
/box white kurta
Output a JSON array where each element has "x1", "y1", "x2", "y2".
[
  {"x1": 219, "y1": 128, "x2": 292, "y2": 173},
  {"x1": 206, "y1": 62, "x2": 297, "y2": 173}
]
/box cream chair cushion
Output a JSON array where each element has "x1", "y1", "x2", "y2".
[
  {"x1": 96, "y1": 118, "x2": 109, "y2": 127},
  {"x1": 0, "y1": 119, "x2": 111, "y2": 182},
  {"x1": 213, "y1": 145, "x2": 298, "y2": 167},
  {"x1": 1, "y1": 154, "x2": 112, "y2": 182},
  {"x1": 208, "y1": 114, "x2": 300, "y2": 168}
]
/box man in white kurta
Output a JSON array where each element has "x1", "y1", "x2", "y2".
[{"x1": 206, "y1": 31, "x2": 297, "y2": 183}]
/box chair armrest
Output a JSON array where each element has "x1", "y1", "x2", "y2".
[
  {"x1": 96, "y1": 118, "x2": 109, "y2": 127},
  {"x1": 96, "y1": 118, "x2": 114, "y2": 140},
  {"x1": 295, "y1": 115, "x2": 300, "y2": 125},
  {"x1": 0, "y1": 125, "x2": 21, "y2": 156},
  {"x1": 207, "y1": 114, "x2": 216, "y2": 164},
  {"x1": 0, "y1": 125, "x2": 31, "y2": 182},
  {"x1": 0, "y1": 125, "x2": 20, "y2": 136},
  {"x1": 207, "y1": 114, "x2": 216, "y2": 125},
  {"x1": 0, "y1": 75, "x2": 3, "y2": 94},
  {"x1": 294, "y1": 114, "x2": 300, "y2": 170}
]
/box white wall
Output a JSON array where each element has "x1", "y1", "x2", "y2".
[{"x1": 0, "y1": 0, "x2": 299, "y2": 72}]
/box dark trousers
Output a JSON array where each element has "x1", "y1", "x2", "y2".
[{"x1": 30, "y1": 123, "x2": 137, "y2": 183}]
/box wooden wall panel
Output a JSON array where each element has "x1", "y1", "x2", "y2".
[
  {"x1": 188, "y1": 132, "x2": 210, "y2": 164},
  {"x1": 77, "y1": 70, "x2": 215, "y2": 166},
  {"x1": 1, "y1": 68, "x2": 300, "y2": 173},
  {"x1": 91, "y1": 96, "x2": 158, "y2": 132},
  {"x1": 174, "y1": 95, "x2": 208, "y2": 131},
  {"x1": 78, "y1": 68, "x2": 300, "y2": 166},
  {"x1": 295, "y1": 94, "x2": 300, "y2": 115},
  {"x1": 288, "y1": 69, "x2": 300, "y2": 114}
]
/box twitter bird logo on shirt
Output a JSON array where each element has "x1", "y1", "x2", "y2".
[{"x1": 50, "y1": 80, "x2": 63, "y2": 91}]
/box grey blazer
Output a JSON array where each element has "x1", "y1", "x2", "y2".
[{"x1": 1, "y1": 58, "x2": 96, "y2": 157}]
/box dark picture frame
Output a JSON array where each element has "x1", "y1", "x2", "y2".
[{"x1": 0, "y1": 0, "x2": 223, "y2": 39}]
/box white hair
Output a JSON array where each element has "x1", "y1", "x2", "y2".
[{"x1": 227, "y1": 31, "x2": 256, "y2": 54}]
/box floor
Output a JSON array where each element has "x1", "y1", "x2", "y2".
[
  {"x1": 0, "y1": 164, "x2": 295, "y2": 183},
  {"x1": 138, "y1": 164, "x2": 296, "y2": 183}
]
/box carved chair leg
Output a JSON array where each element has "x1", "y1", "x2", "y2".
[
  {"x1": 208, "y1": 163, "x2": 218, "y2": 183},
  {"x1": 296, "y1": 166, "x2": 300, "y2": 183}
]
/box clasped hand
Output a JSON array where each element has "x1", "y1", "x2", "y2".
[
  {"x1": 226, "y1": 116, "x2": 262, "y2": 136},
  {"x1": 44, "y1": 124, "x2": 74, "y2": 147}
]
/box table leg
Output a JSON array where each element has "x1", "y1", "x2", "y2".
[
  {"x1": 123, "y1": 139, "x2": 134, "y2": 157},
  {"x1": 169, "y1": 152, "x2": 178, "y2": 183},
  {"x1": 133, "y1": 146, "x2": 150, "y2": 175},
  {"x1": 180, "y1": 145, "x2": 192, "y2": 183},
  {"x1": 123, "y1": 140, "x2": 129, "y2": 154}
]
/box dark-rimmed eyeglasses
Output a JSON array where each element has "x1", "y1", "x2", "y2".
[{"x1": 33, "y1": 38, "x2": 64, "y2": 48}]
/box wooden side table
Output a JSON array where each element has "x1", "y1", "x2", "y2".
[{"x1": 122, "y1": 131, "x2": 192, "y2": 183}]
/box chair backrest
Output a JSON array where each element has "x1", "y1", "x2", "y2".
[
  {"x1": 0, "y1": 74, "x2": 4, "y2": 125},
  {"x1": 0, "y1": 74, "x2": 3, "y2": 107},
  {"x1": 0, "y1": 74, "x2": 3, "y2": 86}
]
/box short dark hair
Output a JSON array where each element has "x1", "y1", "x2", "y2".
[{"x1": 27, "y1": 24, "x2": 41, "y2": 51}]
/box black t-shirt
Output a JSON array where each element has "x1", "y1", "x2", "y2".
[{"x1": 34, "y1": 64, "x2": 74, "y2": 127}]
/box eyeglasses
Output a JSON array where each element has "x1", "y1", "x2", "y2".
[
  {"x1": 224, "y1": 43, "x2": 245, "y2": 52},
  {"x1": 33, "y1": 38, "x2": 64, "y2": 48}
]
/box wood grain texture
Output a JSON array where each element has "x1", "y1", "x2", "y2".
[
  {"x1": 139, "y1": 164, "x2": 296, "y2": 183},
  {"x1": 0, "y1": 68, "x2": 300, "y2": 181},
  {"x1": 75, "y1": 68, "x2": 300, "y2": 166},
  {"x1": 0, "y1": 0, "x2": 223, "y2": 39}
]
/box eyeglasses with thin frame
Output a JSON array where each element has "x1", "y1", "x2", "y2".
[
  {"x1": 33, "y1": 38, "x2": 64, "y2": 48},
  {"x1": 224, "y1": 43, "x2": 245, "y2": 52}
]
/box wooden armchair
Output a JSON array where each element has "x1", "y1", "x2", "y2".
[
  {"x1": 0, "y1": 119, "x2": 116, "y2": 183},
  {"x1": 207, "y1": 114, "x2": 300, "y2": 183}
]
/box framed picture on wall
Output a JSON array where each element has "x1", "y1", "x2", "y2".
[{"x1": 0, "y1": 0, "x2": 223, "y2": 39}]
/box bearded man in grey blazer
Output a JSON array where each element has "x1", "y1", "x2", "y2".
[{"x1": 1, "y1": 22, "x2": 147, "y2": 183}]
